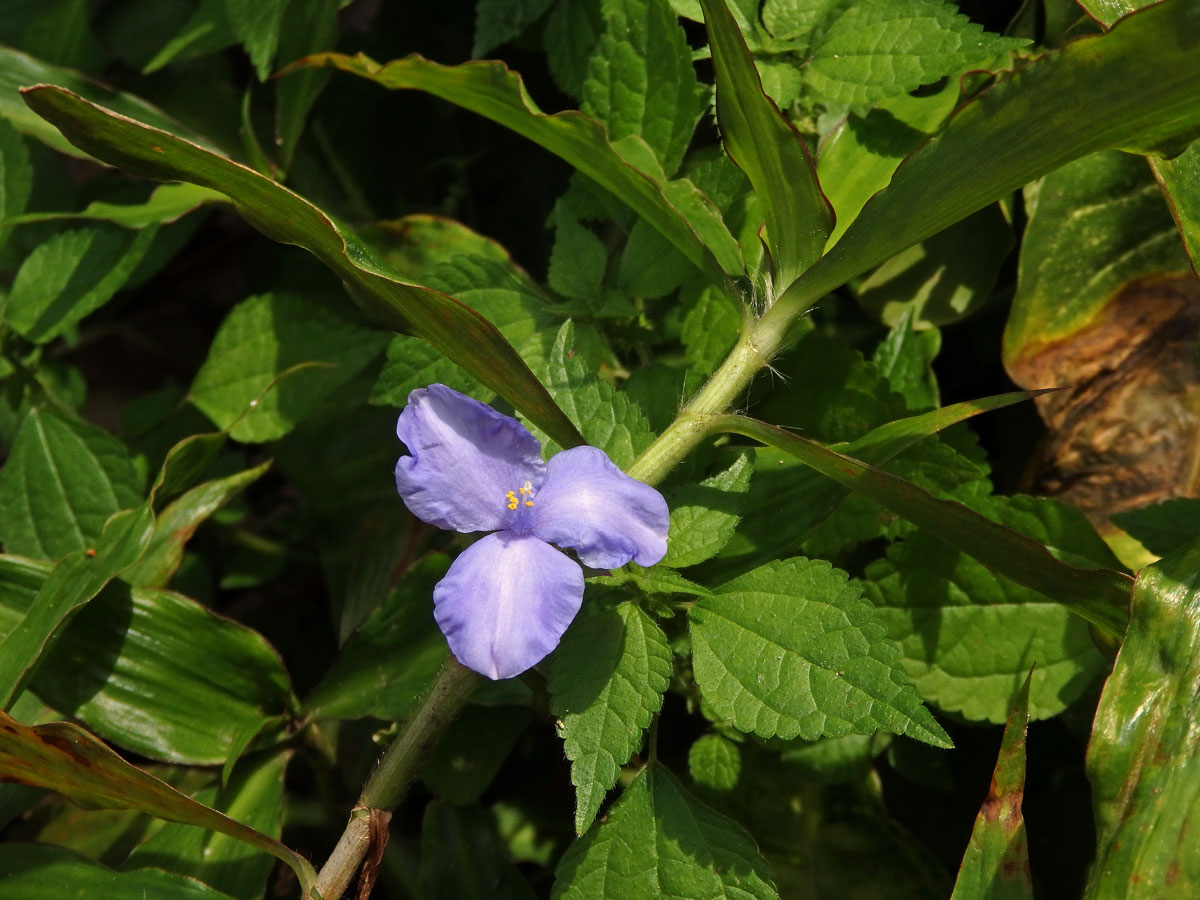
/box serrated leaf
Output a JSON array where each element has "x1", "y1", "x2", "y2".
[
  {"x1": 618, "y1": 216, "x2": 694, "y2": 298},
  {"x1": 21, "y1": 85, "x2": 584, "y2": 450},
  {"x1": 872, "y1": 308, "x2": 940, "y2": 411},
  {"x1": 0, "y1": 843, "x2": 238, "y2": 900},
  {"x1": 591, "y1": 565, "x2": 711, "y2": 598},
  {"x1": 125, "y1": 750, "x2": 288, "y2": 900},
  {"x1": 688, "y1": 733, "x2": 741, "y2": 790},
  {"x1": 548, "y1": 210, "x2": 608, "y2": 301},
  {"x1": 0, "y1": 408, "x2": 144, "y2": 560},
  {"x1": 681, "y1": 282, "x2": 742, "y2": 376},
  {"x1": 287, "y1": 53, "x2": 742, "y2": 283},
  {"x1": 950, "y1": 673, "x2": 1033, "y2": 900},
  {"x1": 866, "y1": 496, "x2": 1111, "y2": 723},
  {"x1": 761, "y1": 0, "x2": 845, "y2": 42},
  {"x1": 547, "y1": 603, "x2": 671, "y2": 833},
  {"x1": 663, "y1": 451, "x2": 753, "y2": 567},
  {"x1": 189, "y1": 292, "x2": 388, "y2": 442},
  {"x1": 225, "y1": 0, "x2": 289, "y2": 81},
  {"x1": 0, "y1": 117, "x2": 31, "y2": 252},
  {"x1": 0, "y1": 709, "x2": 315, "y2": 893},
  {"x1": 701, "y1": 0, "x2": 833, "y2": 287},
  {"x1": 535, "y1": 322, "x2": 656, "y2": 469},
  {"x1": 805, "y1": 0, "x2": 1028, "y2": 112},
  {"x1": 582, "y1": 0, "x2": 704, "y2": 176},
  {"x1": 475, "y1": 0, "x2": 555, "y2": 57},
  {"x1": 552, "y1": 762, "x2": 779, "y2": 900},
  {"x1": 545, "y1": 0, "x2": 604, "y2": 98},
  {"x1": 691, "y1": 557, "x2": 951, "y2": 746},
  {"x1": 5, "y1": 225, "x2": 157, "y2": 344}
]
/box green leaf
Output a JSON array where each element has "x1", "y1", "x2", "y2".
[
  {"x1": 949, "y1": 672, "x2": 1033, "y2": 900},
  {"x1": 776, "y1": 0, "x2": 1200, "y2": 322},
  {"x1": 143, "y1": 0, "x2": 237, "y2": 74},
  {"x1": 680, "y1": 282, "x2": 742, "y2": 377},
  {"x1": 20, "y1": 86, "x2": 585, "y2": 451},
  {"x1": 0, "y1": 408, "x2": 144, "y2": 560},
  {"x1": 856, "y1": 203, "x2": 1014, "y2": 329},
  {"x1": 0, "y1": 505, "x2": 153, "y2": 710},
  {"x1": 4, "y1": 182, "x2": 224, "y2": 229},
  {"x1": 545, "y1": 0, "x2": 604, "y2": 98},
  {"x1": 691, "y1": 557, "x2": 951, "y2": 746},
  {"x1": 303, "y1": 555, "x2": 450, "y2": 721},
  {"x1": 714, "y1": 393, "x2": 1030, "y2": 576},
  {"x1": 421, "y1": 801, "x2": 538, "y2": 900},
  {"x1": 1151, "y1": 142, "x2": 1200, "y2": 276},
  {"x1": 1078, "y1": 0, "x2": 1140, "y2": 28},
  {"x1": 618, "y1": 216, "x2": 694, "y2": 298},
  {"x1": 805, "y1": 0, "x2": 1028, "y2": 112},
  {"x1": 710, "y1": 414, "x2": 1133, "y2": 636},
  {"x1": 552, "y1": 762, "x2": 779, "y2": 900},
  {"x1": 0, "y1": 843, "x2": 238, "y2": 900},
  {"x1": 225, "y1": 0, "x2": 290, "y2": 81},
  {"x1": 359, "y1": 214, "x2": 516, "y2": 283},
  {"x1": 663, "y1": 450, "x2": 753, "y2": 567},
  {"x1": 423, "y1": 706, "x2": 532, "y2": 805},
  {"x1": 0, "y1": 117, "x2": 32, "y2": 252},
  {"x1": 0, "y1": 46, "x2": 207, "y2": 158},
  {"x1": 125, "y1": 751, "x2": 289, "y2": 900},
  {"x1": 1003, "y1": 150, "x2": 1190, "y2": 364},
  {"x1": 872, "y1": 309, "x2": 940, "y2": 410},
  {"x1": 688, "y1": 733, "x2": 741, "y2": 791},
  {"x1": 700, "y1": 0, "x2": 832, "y2": 288},
  {"x1": 534, "y1": 322, "x2": 656, "y2": 469},
  {"x1": 866, "y1": 496, "x2": 1112, "y2": 723},
  {"x1": 1111, "y1": 498, "x2": 1200, "y2": 557},
  {"x1": 288, "y1": 52, "x2": 743, "y2": 284},
  {"x1": 189, "y1": 292, "x2": 388, "y2": 442},
  {"x1": 126, "y1": 462, "x2": 271, "y2": 588},
  {"x1": 1084, "y1": 538, "x2": 1200, "y2": 897},
  {"x1": 547, "y1": 603, "x2": 672, "y2": 834},
  {"x1": 761, "y1": 0, "x2": 845, "y2": 42},
  {"x1": 817, "y1": 79, "x2": 959, "y2": 248},
  {"x1": 0, "y1": 709, "x2": 315, "y2": 893},
  {"x1": 273, "y1": 0, "x2": 339, "y2": 166},
  {"x1": 475, "y1": 0, "x2": 555, "y2": 57},
  {"x1": 548, "y1": 210, "x2": 608, "y2": 301},
  {"x1": 582, "y1": 0, "x2": 704, "y2": 176},
  {"x1": 5, "y1": 225, "x2": 158, "y2": 344},
  {"x1": 0, "y1": 560, "x2": 293, "y2": 764}
]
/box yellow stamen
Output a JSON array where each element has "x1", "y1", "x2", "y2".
[{"x1": 506, "y1": 481, "x2": 536, "y2": 511}]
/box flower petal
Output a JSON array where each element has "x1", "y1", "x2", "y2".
[
  {"x1": 434, "y1": 532, "x2": 584, "y2": 679},
  {"x1": 530, "y1": 446, "x2": 669, "y2": 569},
  {"x1": 395, "y1": 384, "x2": 546, "y2": 533}
]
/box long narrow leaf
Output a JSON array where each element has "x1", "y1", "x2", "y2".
[
  {"x1": 0, "y1": 709, "x2": 315, "y2": 894},
  {"x1": 288, "y1": 53, "x2": 743, "y2": 287},
  {"x1": 708, "y1": 414, "x2": 1132, "y2": 635},
  {"x1": 20, "y1": 86, "x2": 584, "y2": 449},
  {"x1": 699, "y1": 0, "x2": 832, "y2": 289},
  {"x1": 773, "y1": 0, "x2": 1200, "y2": 319}
]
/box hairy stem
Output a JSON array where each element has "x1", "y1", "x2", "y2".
[{"x1": 312, "y1": 658, "x2": 480, "y2": 899}]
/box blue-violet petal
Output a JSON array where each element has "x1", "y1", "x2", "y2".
[
  {"x1": 433, "y1": 531, "x2": 584, "y2": 679},
  {"x1": 395, "y1": 384, "x2": 546, "y2": 534},
  {"x1": 530, "y1": 445, "x2": 669, "y2": 569}
]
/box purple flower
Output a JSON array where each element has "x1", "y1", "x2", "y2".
[{"x1": 395, "y1": 384, "x2": 669, "y2": 679}]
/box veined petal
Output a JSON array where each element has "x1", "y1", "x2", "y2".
[
  {"x1": 434, "y1": 532, "x2": 584, "y2": 679},
  {"x1": 530, "y1": 446, "x2": 669, "y2": 569},
  {"x1": 396, "y1": 384, "x2": 546, "y2": 533}
]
